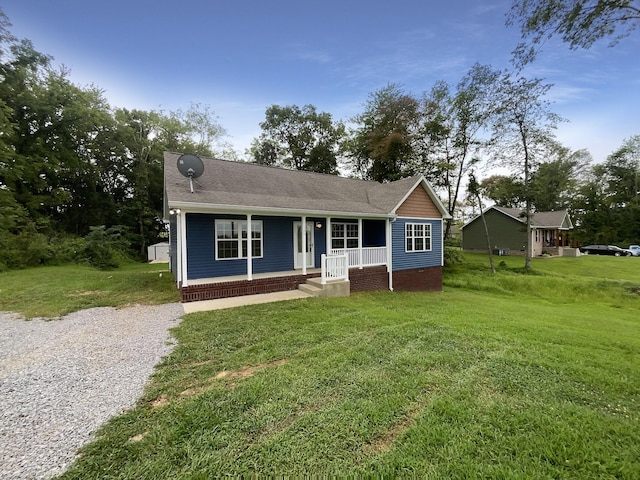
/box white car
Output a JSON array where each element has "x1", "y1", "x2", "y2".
[{"x1": 628, "y1": 245, "x2": 640, "y2": 256}]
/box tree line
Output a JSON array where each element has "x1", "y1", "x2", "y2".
[
  {"x1": 1, "y1": 2, "x2": 638, "y2": 271},
  {"x1": 0, "y1": 10, "x2": 230, "y2": 269}
]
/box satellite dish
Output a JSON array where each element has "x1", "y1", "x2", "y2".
[{"x1": 177, "y1": 154, "x2": 204, "y2": 193}]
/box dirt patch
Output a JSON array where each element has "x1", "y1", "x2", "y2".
[
  {"x1": 363, "y1": 405, "x2": 426, "y2": 455},
  {"x1": 64, "y1": 290, "x2": 106, "y2": 297},
  {"x1": 177, "y1": 359, "x2": 289, "y2": 399},
  {"x1": 150, "y1": 395, "x2": 169, "y2": 409},
  {"x1": 215, "y1": 359, "x2": 288, "y2": 380},
  {"x1": 128, "y1": 431, "x2": 148, "y2": 443}
]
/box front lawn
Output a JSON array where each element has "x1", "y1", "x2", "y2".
[
  {"x1": 0, "y1": 262, "x2": 179, "y2": 318},
  {"x1": 60, "y1": 255, "x2": 640, "y2": 478}
]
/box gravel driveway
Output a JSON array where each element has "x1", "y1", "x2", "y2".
[{"x1": 0, "y1": 303, "x2": 184, "y2": 480}]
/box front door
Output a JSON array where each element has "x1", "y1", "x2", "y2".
[{"x1": 293, "y1": 221, "x2": 314, "y2": 268}]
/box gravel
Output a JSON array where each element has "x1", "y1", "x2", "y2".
[{"x1": 0, "y1": 303, "x2": 184, "y2": 480}]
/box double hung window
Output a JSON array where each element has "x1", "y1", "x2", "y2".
[
  {"x1": 405, "y1": 223, "x2": 431, "y2": 252},
  {"x1": 215, "y1": 220, "x2": 263, "y2": 260},
  {"x1": 331, "y1": 223, "x2": 358, "y2": 249}
]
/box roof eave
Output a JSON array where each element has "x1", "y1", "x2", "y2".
[{"x1": 167, "y1": 200, "x2": 394, "y2": 219}]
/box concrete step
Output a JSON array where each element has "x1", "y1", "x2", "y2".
[
  {"x1": 306, "y1": 277, "x2": 348, "y2": 287},
  {"x1": 298, "y1": 283, "x2": 323, "y2": 296},
  {"x1": 299, "y1": 277, "x2": 350, "y2": 298}
]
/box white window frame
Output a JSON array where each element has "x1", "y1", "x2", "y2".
[
  {"x1": 331, "y1": 222, "x2": 359, "y2": 250},
  {"x1": 405, "y1": 222, "x2": 432, "y2": 252},
  {"x1": 215, "y1": 220, "x2": 263, "y2": 260}
]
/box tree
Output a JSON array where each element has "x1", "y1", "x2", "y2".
[
  {"x1": 252, "y1": 104, "x2": 344, "y2": 174},
  {"x1": 481, "y1": 175, "x2": 525, "y2": 208},
  {"x1": 469, "y1": 171, "x2": 496, "y2": 273},
  {"x1": 421, "y1": 64, "x2": 500, "y2": 237},
  {"x1": 489, "y1": 74, "x2": 562, "y2": 269},
  {"x1": 507, "y1": 0, "x2": 640, "y2": 65},
  {"x1": 348, "y1": 84, "x2": 421, "y2": 182},
  {"x1": 529, "y1": 145, "x2": 591, "y2": 211}
]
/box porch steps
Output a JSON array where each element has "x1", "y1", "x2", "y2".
[{"x1": 298, "y1": 277, "x2": 350, "y2": 298}]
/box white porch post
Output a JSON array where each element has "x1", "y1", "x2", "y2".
[
  {"x1": 358, "y1": 218, "x2": 363, "y2": 269},
  {"x1": 301, "y1": 216, "x2": 307, "y2": 275},
  {"x1": 386, "y1": 218, "x2": 393, "y2": 291},
  {"x1": 175, "y1": 212, "x2": 182, "y2": 288},
  {"x1": 246, "y1": 214, "x2": 253, "y2": 281},
  {"x1": 180, "y1": 211, "x2": 188, "y2": 287},
  {"x1": 326, "y1": 217, "x2": 331, "y2": 255}
]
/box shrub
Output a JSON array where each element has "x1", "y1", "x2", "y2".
[
  {"x1": 79, "y1": 225, "x2": 130, "y2": 269},
  {"x1": 444, "y1": 246, "x2": 465, "y2": 266}
]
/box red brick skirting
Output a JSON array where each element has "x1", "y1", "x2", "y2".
[
  {"x1": 180, "y1": 265, "x2": 442, "y2": 302},
  {"x1": 393, "y1": 266, "x2": 442, "y2": 292},
  {"x1": 349, "y1": 266, "x2": 389, "y2": 292},
  {"x1": 180, "y1": 273, "x2": 321, "y2": 303}
]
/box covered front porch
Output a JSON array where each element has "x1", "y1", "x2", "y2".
[{"x1": 173, "y1": 212, "x2": 391, "y2": 288}]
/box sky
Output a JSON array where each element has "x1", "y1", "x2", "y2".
[{"x1": 4, "y1": 0, "x2": 640, "y2": 165}]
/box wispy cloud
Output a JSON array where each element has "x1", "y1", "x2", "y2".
[{"x1": 284, "y1": 43, "x2": 333, "y2": 64}]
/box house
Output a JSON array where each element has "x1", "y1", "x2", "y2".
[
  {"x1": 163, "y1": 152, "x2": 450, "y2": 302},
  {"x1": 461, "y1": 206, "x2": 574, "y2": 257}
]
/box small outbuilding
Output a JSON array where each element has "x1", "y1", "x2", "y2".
[{"x1": 147, "y1": 242, "x2": 169, "y2": 262}]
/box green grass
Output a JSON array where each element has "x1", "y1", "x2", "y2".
[
  {"x1": 0, "y1": 262, "x2": 179, "y2": 318},
  {"x1": 59, "y1": 255, "x2": 640, "y2": 478}
]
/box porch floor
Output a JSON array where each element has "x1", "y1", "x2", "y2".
[{"x1": 187, "y1": 268, "x2": 322, "y2": 286}]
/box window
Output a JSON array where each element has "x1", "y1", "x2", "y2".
[
  {"x1": 215, "y1": 220, "x2": 263, "y2": 260},
  {"x1": 331, "y1": 222, "x2": 358, "y2": 249},
  {"x1": 405, "y1": 223, "x2": 431, "y2": 252}
]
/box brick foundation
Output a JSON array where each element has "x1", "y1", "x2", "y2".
[
  {"x1": 180, "y1": 265, "x2": 442, "y2": 302},
  {"x1": 349, "y1": 266, "x2": 389, "y2": 292},
  {"x1": 180, "y1": 273, "x2": 321, "y2": 303},
  {"x1": 393, "y1": 266, "x2": 442, "y2": 292}
]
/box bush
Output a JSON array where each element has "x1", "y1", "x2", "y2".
[
  {"x1": 444, "y1": 246, "x2": 465, "y2": 266},
  {"x1": 79, "y1": 225, "x2": 130, "y2": 269},
  {"x1": 0, "y1": 229, "x2": 52, "y2": 271}
]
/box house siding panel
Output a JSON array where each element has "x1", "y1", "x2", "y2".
[
  {"x1": 396, "y1": 185, "x2": 442, "y2": 218},
  {"x1": 392, "y1": 217, "x2": 443, "y2": 271},
  {"x1": 186, "y1": 214, "x2": 303, "y2": 280},
  {"x1": 462, "y1": 209, "x2": 526, "y2": 252}
]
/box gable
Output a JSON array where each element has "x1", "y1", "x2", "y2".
[{"x1": 396, "y1": 184, "x2": 442, "y2": 218}]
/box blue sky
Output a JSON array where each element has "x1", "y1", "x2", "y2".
[{"x1": 5, "y1": 0, "x2": 639, "y2": 164}]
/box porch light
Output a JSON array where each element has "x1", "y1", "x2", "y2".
[
  {"x1": 315, "y1": 222, "x2": 322, "y2": 229},
  {"x1": 169, "y1": 208, "x2": 181, "y2": 215}
]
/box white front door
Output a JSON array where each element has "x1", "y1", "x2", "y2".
[{"x1": 293, "y1": 221, "x2": 314, "y2": 268}]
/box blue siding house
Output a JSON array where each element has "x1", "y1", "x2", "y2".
[{"x1": 164, "y1": 152, "x2": 450, "y2": 302}]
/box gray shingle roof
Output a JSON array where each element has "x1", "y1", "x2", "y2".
[
  {"x1": 164, "y1": 152, "x2": 446, "y2": 217},
  {"x1": 493, "y1": 206, "x2": 573, "y2": 229}
]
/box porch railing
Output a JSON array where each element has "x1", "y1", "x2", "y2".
[
  {"x1": 321, "y1": 253, "x2": 348, "y2": 284},
  {"x1": 329, "y1": 246, "x2": 387, "y2": 268}
]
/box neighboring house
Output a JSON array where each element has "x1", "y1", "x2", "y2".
[
  {"x1": 163, "y1": 152, "x2": 450, "y2": 302},
  {"x1": 461, "y1": 206, "x2": 574, "y2": 257}
]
